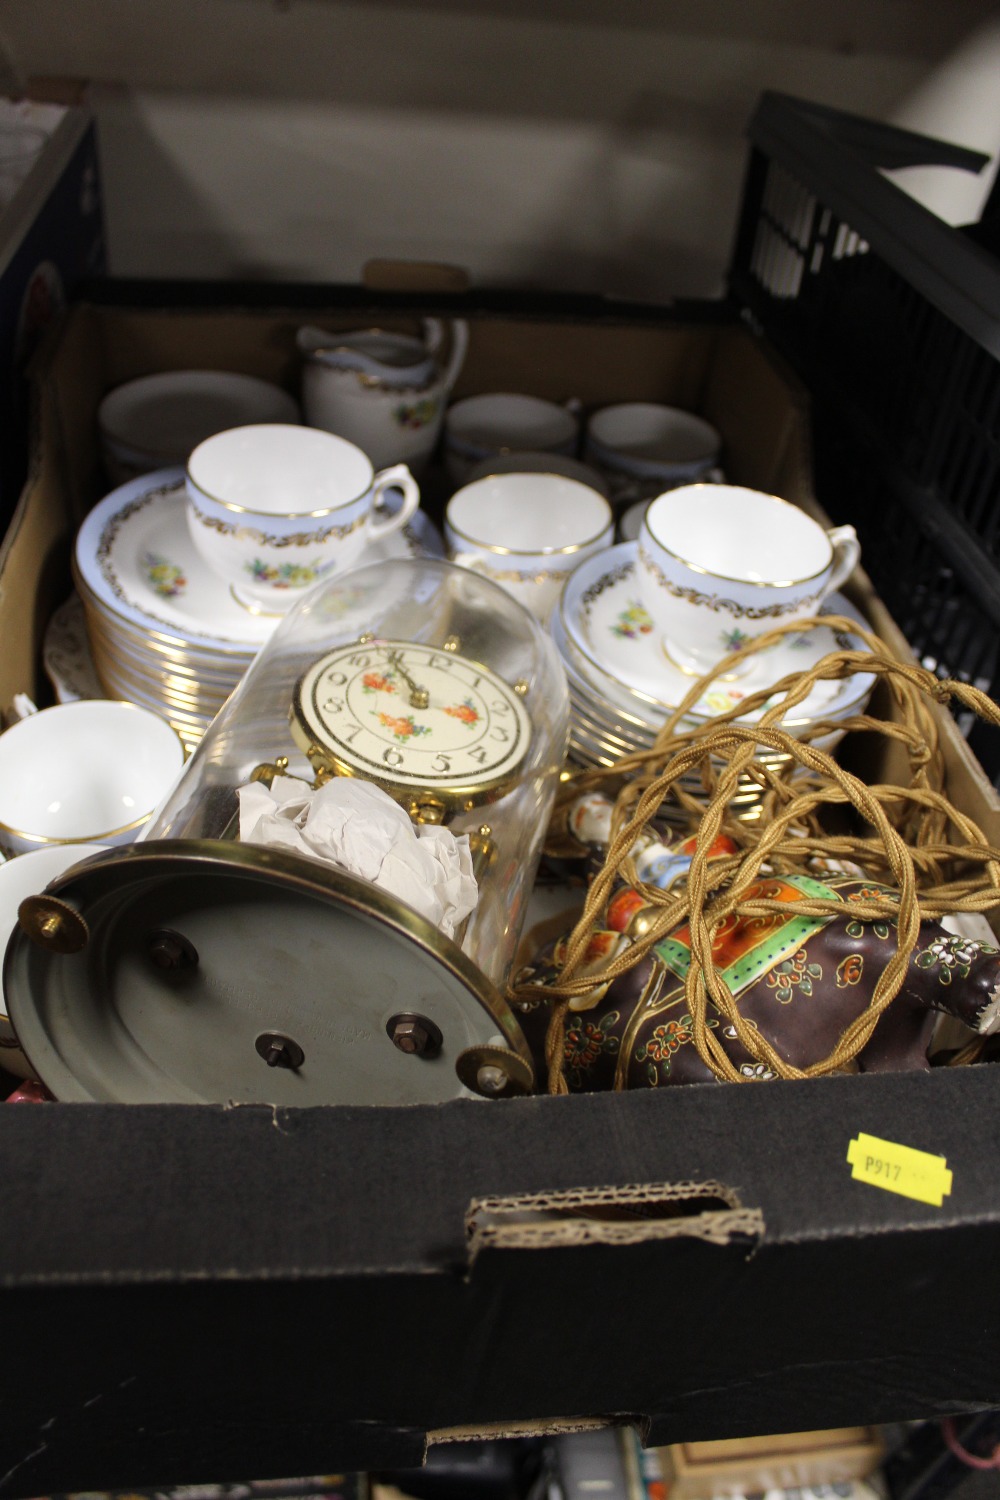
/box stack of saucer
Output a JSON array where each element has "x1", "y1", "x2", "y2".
[
  {"x1": 554, "y1": 542, "x2": 877, "y2": 820},
  {"x1": 73, "y1": 468, "x2": 443, "y2": 752}
]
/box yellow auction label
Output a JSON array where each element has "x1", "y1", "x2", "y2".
[{"x1": 846, "y1": 1132, "x2": 953, "y2": 1206}]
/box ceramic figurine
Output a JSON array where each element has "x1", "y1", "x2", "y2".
[{"x1": 519, "y1": 801, "x2": 1000, "y2": 1089}]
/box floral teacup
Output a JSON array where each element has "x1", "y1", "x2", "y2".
[
  {"x1": 186, "y1": 423, "x2": 420, "y2": 612},
  {"x1": 636, "y1": 483, "x2": 860, "y2": 676}
]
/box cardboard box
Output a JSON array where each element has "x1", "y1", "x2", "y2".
[
  {"x1": 658, "y1": 1427, "x2": 884, "y2": 1499},
  {"x1": 1, "y1": 290, "x2": 999, "y2": 1497},
  {"x1": 0, "y1": 97, "x2": 105, "y2": 531}
]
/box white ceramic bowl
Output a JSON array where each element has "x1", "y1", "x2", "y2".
[
  {"x1": 0, "y1": 842, "x2": 110, "y2": 1078},
  {"x1": 98, "y1": 370, "x2": 301, "y2": 484},
  {"x1": 0, "y1": 701, "x2": 186, "y2": 856}
]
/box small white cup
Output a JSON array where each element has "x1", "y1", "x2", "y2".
[
  {"x1": 445, "y1": 472, "x2": 614, "y2": 623},
  {"x1": 0, "y1": 701, "x2": 186, "y2": 858},
  {"x1": 444, "y1": 394, "x2": 580, "y2": 487},
  {"x1": 636, "y1": 484, "x2": 860, "y2": 676},
  {"x1": 0, "y1": 843, "x2": 110, "y2": 1078},
  {"x1": 186, "y1": 423, "x2": 420, "y2": 611},
  {"x1": 585, "y1": 403, "x2": 722, "y2": 504}
]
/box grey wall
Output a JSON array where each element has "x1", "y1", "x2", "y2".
[{"x1": 3, "y1": 0, "x2": 1000, "y2": 295}]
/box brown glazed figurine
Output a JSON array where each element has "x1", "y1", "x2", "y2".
[{"x1": 515, "y1": 869, "x2": 1000, "y2": 1091}]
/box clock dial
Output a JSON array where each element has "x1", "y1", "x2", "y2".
[{"x1": 292, "y1": 639, "x2": 532, "y2": 799}]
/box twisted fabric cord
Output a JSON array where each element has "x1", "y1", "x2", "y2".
[{"x1": 510, "y1": 618, "x2": 1000, "y2": 1093}]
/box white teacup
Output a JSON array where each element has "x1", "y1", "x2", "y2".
[
  {"x1": 445, "y1": 473, "x2": 614, "y2": 623},
  {"x1": 186, "y1": 423, "x2": 420, "y2": 611},
  {"x1": 0, "y1": 843, "x2": 110, "y2": 1078},
  {"x1": 444, "y1": 394, "x2": 580, "y2": 487},
  {"x1": 636, "y1": 484, "x2": 860, "y2": 676},
  {"x1": 0, "y1": 701, "x2": 186, "y2": 858},
  {"x1": 585, "y1": 403, "x2": 722, "y2": 504}
]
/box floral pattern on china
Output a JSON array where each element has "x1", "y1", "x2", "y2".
[
  {"x1": 74, "y1": 470, "x2": 444, "y2": 657},
  {"x1": 559, "y1": 541, "x2": 877, "y2": 726}
]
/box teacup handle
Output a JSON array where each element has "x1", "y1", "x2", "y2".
[
  {"x1": 825, "y1": 524, "x2": 861, "y2": 596},
  {"x1": 369, "y1": 463, "x2": 421, "y2": 540}
]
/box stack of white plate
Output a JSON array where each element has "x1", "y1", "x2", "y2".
[
  {"x1": 554, "y1": 542, "x2": 878, "y2": 819},
  {"x1": 72, "y1": 468, "x2": 443, "y2": 753}
]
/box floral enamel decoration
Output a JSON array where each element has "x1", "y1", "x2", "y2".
[
  {"x1": 634, "y1": 1014, "x2": 700, "y2": 1085},
  {"x1": 291, "y1": 637, "x2": 532, "y2": 803},
  {"x1": 563, "y1": 1011, "x2": 620, "y2": 1089},
  {"x1": 442, "y1": 698, "x2": 481, "y2": 727},
  {"x1": 376, "y1": 711, "x2": 432, "y2": 743},
  {"x1": 836, "y1": 953, "x2": 865, "y2": 987},
  {"x1": 915, "y1": 933, "x2": 999, "y2": 984},
  {"x1": 244, "y1": 558, "x2": 326, "y2": 589},
  {"x1": 394, "y1": 396, "x2": 439, "y2": 430},
  {"x1": 765, "y1": 947, "x2": 823, "y2": 1004},
  {"x1": 141, "y1": 551, "x2": 187, "y2": 599},
  {"x1": 610, "y1": 602, "x2": 654, "y2": 640},
  {"x1": 721, "y1": 626, "x2": 753, "y2": 653}
]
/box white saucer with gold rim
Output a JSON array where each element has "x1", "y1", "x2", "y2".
[
  {"x1": 558, "y1": 542, "x2": 876, "y2": 728},
  {"x1": 75, "y1": 469, "x2": 444, "y2": 658}
]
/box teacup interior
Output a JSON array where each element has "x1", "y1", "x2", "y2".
[
  {"x1": 446, "y1": 394, "x2": 578, "y2": 453},
  {"x1": 188, "y1": 424, "x2": 373, "y2": 515},
  {"x1": 588, "y1": 403, "x2": 720, "y2": 464},
  {"x1": 0, "y1": 703, "x2": 184, "y2": 841},
  {"x1": 447, "y1": 474, "x2": 612, "y2": 552},
  {"x1": 646, "y1": 485, "x2": 832, "y2": 584}
]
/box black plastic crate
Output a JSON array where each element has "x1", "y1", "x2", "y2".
[{"x1": 730, "y1": 93, "x2": 1000, "y2": 780}]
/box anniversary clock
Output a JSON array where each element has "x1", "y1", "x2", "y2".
[
  {"x1": 5, "y1": 559, "x2": 570, "y2": 1105},
  {"x1": 290, "y1": 636, "x2": 533, "y2": 821}
]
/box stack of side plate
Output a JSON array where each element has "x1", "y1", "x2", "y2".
[
  {"x1": 72, "y1": 467, "x2": 443, "y2": 753},
  {"x1": 555, "y1": 542, "x2": 877, "y2": 820}
]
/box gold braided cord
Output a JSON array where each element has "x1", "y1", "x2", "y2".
[{"x1": 511, "y1": 616, "x2": 1000, "y2": 1095}]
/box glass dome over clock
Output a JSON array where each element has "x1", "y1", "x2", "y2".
[
  {"x1": 4, "y1": 559, "x2": 570, "y2": 1107},
  {"x1": 147, "y1": 556, "x2": 569, "y2": 986}
]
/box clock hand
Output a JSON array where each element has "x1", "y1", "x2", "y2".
[{"x1": 385, "y1": 648, "x2": 430, "y2": 710}]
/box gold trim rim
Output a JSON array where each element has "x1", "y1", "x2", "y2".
[
  {"x1": 645, "y1": 484, "x2": 834, "y2": 588},
  {"x1": 557, "y1": 555, "x2": 872, "y2": 724},
  {"x1": 445, "y1": 492, "x2": 613, "y2": 558},
  {"x1": 186, "y1": 427, "x2": 374, "y2": 519},
  {"x1": 0, "y1": 699, "x2": 187, "y2": 846},
  {"x1": 3, "y1": 838, "x2": 530, "y2": 1101},
  {"x1": 75, "y1": 570, "x2": 262, "y2": 660},
  {"x1": 290, "y1": 637, "x2": 536, "y2": 809}
]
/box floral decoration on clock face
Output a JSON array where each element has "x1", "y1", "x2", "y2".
[{"x1": 294, "y1": 638, "x2": 532, "y2": 793}]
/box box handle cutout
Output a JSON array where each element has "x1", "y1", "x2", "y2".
[{"x1": 466, "y1": 1180, "x2": 762, "y2": 1261}]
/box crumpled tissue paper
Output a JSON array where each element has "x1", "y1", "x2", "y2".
[{"x1": 238, "y1": 774, "x2": 478, "y2": 939}]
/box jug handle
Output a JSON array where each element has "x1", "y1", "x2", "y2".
[
  {"x1": 296, "y1": 324, "x2": 336, "y2": 360},
  {"x1": 423, "y1": 318, "x2": 469, "y2": 393}
]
